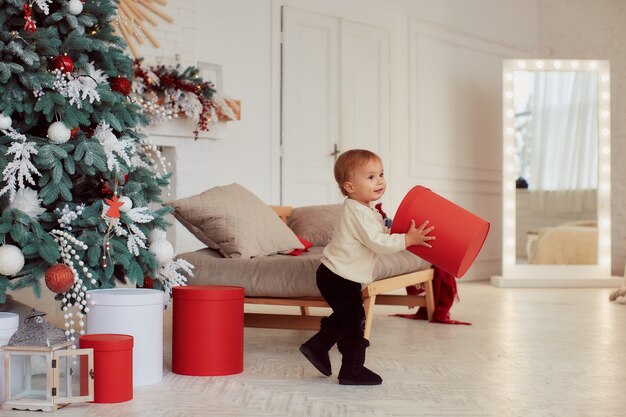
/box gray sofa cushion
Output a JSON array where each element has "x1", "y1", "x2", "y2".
[
  {"x1": 179, "y1": 247, "x2": 430, "y2": 298},
  {"x1": 287, "y1": 204, "x2": 341, "y2": 247}
]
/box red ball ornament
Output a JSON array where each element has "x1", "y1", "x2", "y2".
[
  {"x1": 142, "y1": 276, "x2": 154, "y2": 289},
  {"x1": 51, "y1": 55, "x2": 74, "y2": 73},
  {"x1": 98, "y1": 181, "x2": 114, "y2": 198},
  {"x1": 45, "y1": 263, "x2": 75, "y2": 294},
  {"x1": 110, "y1": 77, "x2": 132, "y2": 95},
  {"x1": 70, "y1": 126, "x2": 80, "y2": 139}
]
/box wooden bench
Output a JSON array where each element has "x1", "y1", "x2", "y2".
[{"x1": 243, "y1": 206, "x2": 435, "y2": 339}]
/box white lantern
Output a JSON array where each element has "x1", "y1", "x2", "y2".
[
  {"x1": 47, "y1": 122, "x2": 71, "y2": 144},
  {"x1": 149, "y1": 239, "x2": 174, "y2": 265},
  {"x1": 67, "y1": 0, "x2": 83, "y2": 15},
  {"x1": 0, "y1": 113, "x2": 12, "y2": 130},
  {"x1": 0, "y1": 244, "x2": 25, "y2": 276},
  {"x1": 2, "y1": 311, "x2": 94, "y2": 412}
]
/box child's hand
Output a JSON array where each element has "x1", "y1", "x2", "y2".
[{"x1": 405, "y1": 220, "x2": 436, "y2": 248}]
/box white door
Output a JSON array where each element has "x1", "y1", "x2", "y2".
[
  {"x1": 281, "y1": 7, "x2": 390, "y2": 207},
  {"x1": 340, "y1": 20, "x2": 391, "y2": 163}
]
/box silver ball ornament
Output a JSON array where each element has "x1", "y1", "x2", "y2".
[
  {"x1": 149, "y1": 239, "x2": 174, "y2": 265},
  {"x1": 0, "y1": 244, "x2": 25, "y2": 276},
  {"x1": 117, "y1": 196, "x2": 133, "y2": 213},
  {"x1": 0, "y1": 113, "x2": 12, "y2": 130},
  {"x1": 148, "y1": 228, "x2": 167, "y2": 243},
  {"x1": 47, "y1": 121, "x2": 71, "y2": 144},
  {"x1": 68, "y1": 0, "x2": 83, "y2": 15}
]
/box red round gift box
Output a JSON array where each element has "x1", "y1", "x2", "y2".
[
  {"x1": 172, "y1": 285, "x2": 244, "y2": 376},
  {"x1": 79, "y1": 334, "x2": 133, "y2": 403},
  {"x1": 391, "y1": 185, "x2": 490, "y2": 278}
]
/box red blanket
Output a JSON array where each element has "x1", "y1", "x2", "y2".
[{"x1": 394, "y1": 266, "x2": 471, "y2": 325}]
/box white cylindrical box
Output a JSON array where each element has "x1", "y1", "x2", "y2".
[
  {"x1": 87, "y1": 289, "x2": 164, "y2": 387},
  {"x1": 0, "y1": 312, "x2": 20, "y2": 404}
]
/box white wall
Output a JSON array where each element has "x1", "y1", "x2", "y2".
[
  {"x1": 538, "y1": 0, "x2": 626, "y2": 276},
  {"x1": 130, "y1": 0, "x2": 540, "y2": 278},
  {"x1": 133, "y1": 0, "x2": 274, "y2": 204}
]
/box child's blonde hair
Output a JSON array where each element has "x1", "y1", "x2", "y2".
[{"x1": 334, "y1": 149, "x2": 381, "y2": 196}]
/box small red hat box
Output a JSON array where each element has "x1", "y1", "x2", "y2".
[
  {"x1": 391, "y1": 186, "x2": 490, "y2": 278},
  {"x1": 172, "y1": 285, "x2": 244, "y2": 376},
  {"x1": 79, "y1": 334, "x2": 133, "y2": 403}
]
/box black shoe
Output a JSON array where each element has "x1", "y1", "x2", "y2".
[
  {"x1": 338, "y1": 364, "x2": 382, "y2": 385},
  {"x1": 337, "y1": 338, "x2": 383, "y2": 385},
  {"x1": 300, "y1": 336, "x2": 332, "y2": 376}
]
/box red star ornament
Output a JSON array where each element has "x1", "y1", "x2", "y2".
[{"x1": 104, "y1": 195, "x2": 125, "y2": 218}]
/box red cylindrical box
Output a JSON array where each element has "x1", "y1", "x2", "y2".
[
  {"x1": 79, "y1": 334, "x2": 133, "y2": 403},
  {"x1": 391, "y1": 186, "x2": 490, "y2": 278},
  {"x1": 172, "y1": 285, "x2": 244, "y2": 376}
]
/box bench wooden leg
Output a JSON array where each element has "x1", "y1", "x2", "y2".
[
  {"x1": 424, "y1": 278, "x2": 435, "y2": 321},
  {"x1": 362, "y1": 294, "x2": 376, "y2": 340}
]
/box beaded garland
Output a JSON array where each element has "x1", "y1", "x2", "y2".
[{"x1": 50, "y1": 228, "x2": 92, "y2": 346}]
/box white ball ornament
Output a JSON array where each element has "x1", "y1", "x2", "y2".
[
  {"x1": 0, "y1": 244, "x2": 25, "y2": 276},
  {"x1": 148, "y1": 228, "x2": 167, "y2": 243},
  {"x1": 47, "y1": 121, "x2": 71, "y2": 144},
  {"x1": 117, "y1": 196, "x2": 133, "y2": 213},
  {"x1": 149, "y1": 239, "x2": 174, "y2": 265},
  {"x1": 68, "y1": 0, "x2": 83, "y2": 15},
  {"x1": 0, "y1": 113, "x2": 12, "y2": 130}
]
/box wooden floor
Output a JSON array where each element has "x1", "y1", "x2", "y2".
[{"x1": 5, "y1": 282, "x2": 626, "y2": 417}]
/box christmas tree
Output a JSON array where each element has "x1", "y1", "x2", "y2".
[{"x1": 0, "y1": 0, "x2": 191, "y2": 336}]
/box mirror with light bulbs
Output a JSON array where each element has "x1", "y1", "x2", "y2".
[{"x1": 492, "y1": 59, "x2": 620, "y2": 287}]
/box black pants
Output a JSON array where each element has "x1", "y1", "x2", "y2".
[{"x1": 316, "y1": 263, "x2": 365, "y2": 341}]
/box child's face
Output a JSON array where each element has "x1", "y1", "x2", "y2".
[{"x1": 343, "y1": 158, "x2": 386, "y2": 205}]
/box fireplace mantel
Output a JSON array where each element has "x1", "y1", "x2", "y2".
[{"x1": 145, "y1": 118, "x2": 225, "y2": 254}]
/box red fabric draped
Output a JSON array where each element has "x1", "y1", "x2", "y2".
[{"x1": 394, "y1": 266, "x2": 471, "y2": 325}]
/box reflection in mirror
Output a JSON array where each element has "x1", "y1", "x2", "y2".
[
  {"x1": 500, "y1": 59, "x2": 613, "y2": 283},
  {"x1": 513, "y1": 70, "x2": 598, "y2": 264}
]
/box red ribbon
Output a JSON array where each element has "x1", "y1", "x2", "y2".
[{"x1": 24, "y1": 4, "x2": 37, "y2": 34}]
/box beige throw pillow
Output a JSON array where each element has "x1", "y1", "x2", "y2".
[
  {"x1": 288, "y1": 204, "x2": 341, "y2": 247},
  {"x1": 168, "y1": 183, "x2": 304, "y2": 258}
]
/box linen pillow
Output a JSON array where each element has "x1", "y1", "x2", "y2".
[
  {"x1": 167, "y1": 183, "x2": 304, "y2": 258},
  {"x1": 287, "y1": 204, "x2": 341, "y2": 247}
]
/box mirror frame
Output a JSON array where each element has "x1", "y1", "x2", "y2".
[{"x1": 492, "y1": 59, "x2": 619, "y2": 287}]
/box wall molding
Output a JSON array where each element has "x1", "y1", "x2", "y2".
[{"x1": 408, "y1": 17, "x2": 530, "y2": 183}]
